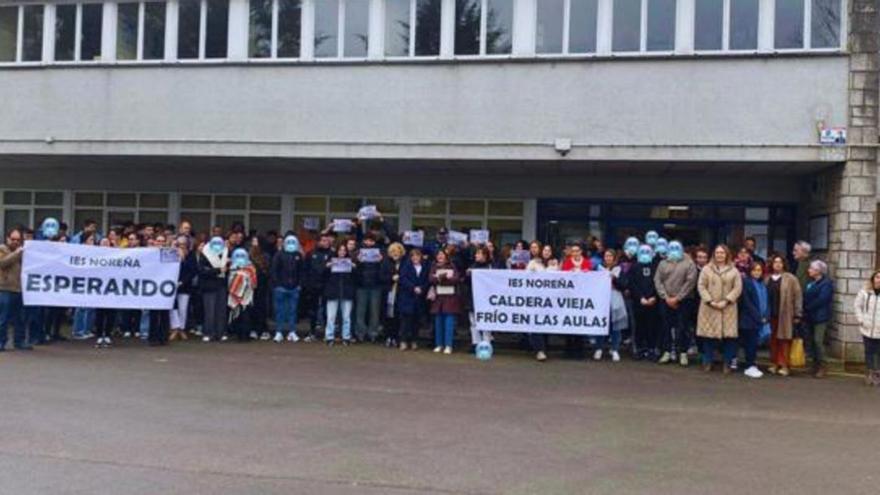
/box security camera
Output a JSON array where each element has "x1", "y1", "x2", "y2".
[{"x1": 554, "y1": 138, "x2": 572, "y2": 157}]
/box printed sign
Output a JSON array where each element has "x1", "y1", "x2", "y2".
[
  {"x1": 358, "y1": 248, "x2": 382, "y2": 263},
  {"x1": 21, "y1": 241, "x2": 181, "y2": 310},
  {"x1": 448, "y1": 230, "x2": 468, "y2": 246},
  {"x1": 469, "y1": 230, "x2": 490, "y2": 245},
  {"x1": 303, "y1": 217, "x2": 321, "y2": 231},
  {"x1": 332, "y1": 219, "x2": 354, "y2": 233},
  {"x1": 330, "y1": 257, "x2": 354, "y2": 273},
  {"x1": 509, "y1": 249, "x2": 530, "y2": 266},
  {"x1": 402, "y1": 230, "x2": 424, "y2": 247},
  {"x1": 472, "y1": 270, "x2": 611, "y2": 336},
  {"x1": 357, "y1": 205, "x2": 380, "y2": 221},
  {"x1": 819, "y1": 126, "x2": 846, "y2": 146}
]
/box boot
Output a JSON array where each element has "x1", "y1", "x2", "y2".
[{"x1": 813, "y1": 365, "x2": 827, "y2": 379}]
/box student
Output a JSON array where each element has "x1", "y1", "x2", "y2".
[
  {"x1": 525, "y1": 244, "x2": 554, "y2": 361},
  {"x1": 803, "y1": 260, "x2": 833, "y2": 379},
  {"x1": 595, "y1": 249, "x2": 627, "y2": 362},
  {"x1": 653, "y1": 240, "x2": 697, "y2": 366},
  {"x1": 398, "y1": 248, "x2": 429, "y2": 350},
  {"x1": 271, "y1": 234, "x2": 304, "y2": 343},
  {"x1": 561, "y1": 242, "x2": 591, "y2": 358},
  {"x1": 380, "y1": 242, "x2": 406, "y2": 348},
  {"x1": 696, "y1": 245, "x2": 743, "y2": 374},
  {"x1": 0, "y1": 227, "x2": 31, "y2": 351},
  {"x1": 355, "y1": 234, "x2": 384, "y2": 343},
  {"x1": 169, "y1": 235, "x2": 198, "y2": 342},
  {"x1": 71, "y1": 231, "x2": 98, "y2": 340},
  {"x1": 854, "y1": 270, "x2": 880, "y2": 386},
  {"x1": 228, "y1": 248, "x2": 257, "y2": 342},
  {"x1": 465, "y1": 247, "x2": 495, "y2": 353},
  {"x1": 324, "y1": 243, "x2": 357, "y2": 346},
  {"x1": 619, "y1": 237, "x2": 640, "y2": 349},
  {"x1": 429, "y1": 249, "x2": 461, "y2": 355},
  {"x1": 198, "y1": 236, "x2": 229, "y2": 343},
  {"x1": 626, "y1": 244, "x2": 659, "y2": 360},
  {"x1": 738, "y1": 262, "x2": 768, "y2": 378},
  {"x1": 248, "y1": 236, "x2": 272, "y2": 341},
  {"x1": 302, "y1": 233, "x2": 333, "y2": 341},
  {"x1": 765, "y1": 255, "x2": 802, "y2": 377},
  {"x1": 119, "y1": 232, "x2": 144, "y2": 339}
]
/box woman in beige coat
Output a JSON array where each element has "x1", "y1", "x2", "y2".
[
  {"x1": 766, "y1": 255, "x2": 803, "y2": 377},
  {"x1": 854, "y1": 270, "x2": 880, "y2": 386},
  {"x1": 697, "y1": 245, "x2": 743, "y2": 374}
]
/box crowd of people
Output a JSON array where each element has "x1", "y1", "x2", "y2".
[{"x1": 2, "y1": 214, "x2": 879, "y2": 386}]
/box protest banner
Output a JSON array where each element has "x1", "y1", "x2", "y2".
[
  {"x1": 20, "y1": 241, "x2": 181, "y2": 310},
  {"x1": 402, "y1": 230, "x2": 424, "y2": 247},
  {"x1": 358, "y1": 248, "x2": 382, "y2": 263},
  {"x1": 469, "y1": 230, "x2": 490, "y2": 245},
  {"x1": 472, "y1": 270, "x2": 610, "y2": 336},
  {"x1": 332, "y1": 219, "x2": 354, "y2": 233},
  {"x1": 330, "y1": 257, "x2": 354, "y2": 273}
]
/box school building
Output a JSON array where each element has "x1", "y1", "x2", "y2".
[{"x1": 0, "y1": 0, "x2": 877, "y2": 360}]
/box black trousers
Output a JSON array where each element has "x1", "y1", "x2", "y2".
[
  {"x1": 230, "y1": 307, "x2": 253, "y2": 342},
  {"x1": 148, "y1": 310, "x2": 170, "y2": 345},
  {"x1": 400, "y1": 313, "x2": 419, "y2": 344},
  {"x1": 634, "y1": 304, "x2": 659, "y2": 354},
  {"x1": 43, "y1": 307, "x2": 66, "y2": 339},
  {"x1": 301, "y1": 287, "x2": 325, "y2": 334},
  {"x1": 660, "y1": 301, "x2": 691, "y2": 354},
  {"x1": 120, "y1": 310, "x2": 141, "y2": 335},
  {"x1": 95, "y1": 309, "x2": 116, "y2": 339}
]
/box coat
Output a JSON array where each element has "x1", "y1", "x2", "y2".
[
  {"x1": 803, "y1": 276, "x2": 833, "y2": 324},
  {"x1": 270, "y1": 251, "x2": 304, "y2": 290},
  {"x1": 854, "y1": 287, "x2": 880, "y2": 339},
  {"x1": 0, "y1": 245, "x2": 23, "y2": 293},
  {"x1": 696, "y1": 263, "x2": 743, "y2": 339},
  {"x1": 429, "y1": 262, "x2": 462, "y2": 315},
  {"x1": 324, "y1": 263, "x2": 356, "y2": 301},
  {"x1": 397, "y1": 261, "x2": 429, "y2": 316},
  {"x1": 738, "y1": 278, "x2": 768, "y2": 331},
  {"x1": 768, "y1": 273, "x2": 802, "y2": 340}
]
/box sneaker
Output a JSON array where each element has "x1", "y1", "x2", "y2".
[
  {"x1": 443, "y1": 346, "x2": 452, "y2": 355},
  {"x1": 103, "y1": 337, "x2": 112, "y2": 347},
  {"x1": 123, "y1": 332, "x2": 132, "y2": 338},
  {"x1": 385, "y1": 338, "x2": 393, "y2": 348},
  {"x1": 133, "y1": 332, "x2": 140, "y2": 338},
  {"x1": 193, "y1": 329, "x2": 204, "y2": 337},
  {"x1": 325, "y1": 340, "x2": 335, "y2": 347},
  {"x1": 94, "y1": 337, "x2": 104, "y2": 348},
  {"x1": 202, "y1": 336, "x2": 211, "y2": 343},
  {"x1": 593, "y1": 349, "x2": 603, "y2": 361},
  {"x1": 304, "y1": 335, "x2": 315, "y2": 343},
  {"x1": 778, "y1": 367, "x2": 790, "y2": 377},
  {"x1": 687, "y1": 346, "x2": 699, "y2": 357},
  {"x1": 410, "y1": 342, "x2": 418, "y2": 351},
  {"x1": 399, "y1": 342, "x2": 408, "y2": 351},
  {"x1": 287, "y1": 332, "x2": 300, "y2": 343},
  {"x1": 273, "y1": 332, "x2": 284, "y2": 343},
  {"x1": 220, "y1": 335, "x2": 229, "y2": 342},
  {"x1": 729, "y1": 358, "x2": 738, "y2": 371},
  {"x1": 342, "y1": 340, "x2": 351, "y2": 347},
  {"x1": 744, "y1": 366, "x2": 764, "y2": 379},
  {"x1": 767, "y1": 365, "x2": 778, "y2": 375},
  {"x1": 679, "y1": 353, "x2": 689, "y2": 367},
  {"x1": 658, "y1": 352, "x2": 672, "y2": 364},
  {"x1": 433, "y1": 346, "x2": 443, "y2": 353},
  {"x1": 249, "y1": 331, "x2": 258, "y2": 340},
  {"x1": 536, "y1": 351, "x2": 547, "y2": 362},
  {"x1": 260, "y1": 332, "x2": 271, "y2": 341},
  {"x1": 611, "y1": 351, "x2": 621, "y2": 362}
]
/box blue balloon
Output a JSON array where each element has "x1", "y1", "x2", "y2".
[{"x1": 475, "y1": 341, "x2": 493, "y2": 361}]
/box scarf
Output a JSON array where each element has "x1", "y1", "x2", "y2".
[
  {"x1": 201, "y1": 244, "x2": 229, "y2": 273},
  {"x1": 228, "y1": 265, "x2": 257, "y2": 322}
]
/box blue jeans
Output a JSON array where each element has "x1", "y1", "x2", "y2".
[
  {"x1": 355, "y1": 287, "x2": 382, "y2": 341},
  {"x1": 273, "y1": 287, "x2": 301, "y2": 335},
  {"x1": 434, "y1": 313, "x2": 456, "y2": 349},
  {"x1": 599, "y1": 325, "x2": 622, "y2": 352},
  {"x1": 73, "y1": 308, "x2": 96, "y2": 338},
  {"x1": 0, "y1": 291, "x2": 27, "y2": 349},
  {"x1": 325, "y1": 299, "x2": 352, "y2": 341},
  {"x1": 701, "y1": 338, "x2": 737, "y2": 366}
]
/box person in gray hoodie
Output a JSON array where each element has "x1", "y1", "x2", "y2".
[{"x1": 654, "y1": 240, "x2": 697, "y2": 366}]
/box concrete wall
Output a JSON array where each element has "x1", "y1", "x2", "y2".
[{"x1": 0, "y1": 56, "x2": 849, "y2": 162}]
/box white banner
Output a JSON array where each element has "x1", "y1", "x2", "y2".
[
  {"x1": 472, "y1": 270, "x2": 611, "y2": 336},
  {"x1": 21, "y1": 241, "x2": 181, "y2": 310}
]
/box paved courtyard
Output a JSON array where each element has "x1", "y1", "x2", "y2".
[{"x1": 1, "y1": 340, "x2": 878, "y2": 494}]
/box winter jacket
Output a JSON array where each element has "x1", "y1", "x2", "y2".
[
  {"x1": 854, "y1": 287, "x2": 880, "y2": 339},
  {"x1": 654, "y1": 256, "x2": 698, "y2": 301},
  {"x1": 270, "y1": 251, "x2": 304, "y2": 290},
  {"x1": 397, "y1": 260, "x2": 429, "y2": 316},
  {"x1": 0, "y1": 245, "x2": 23, "y2": 293},
  {"x1": 197, "y1": 253, "x2": 228, "y2": 293},
  {"x1": 355, "y1": 255, "x2": 383, "y2": 289},
  {"x1": 429, "y1": 262, "x2": 462, "y2": 315},
  {"x1": 562, "y1": 256, "x2": 592, "y2": 272},
  {"x1": 739, "y1": 278, "x2": 769, "y2": 331},
  {"x1": 768, "y1": 273, "x2": 802, "y2": 340},
  {"x1": 625, "y1": 262, "x2": 658, "y2": 302},
  {"x1": 803, "y1": 276, "x2": 833, "y2": 324},
  {"x1": 177, "y1": 252, "x2": 199, "y2": 295},
  {"x1": 696, "y1": 263, "x2": 743, "y2": 339},
  {"x1": 303, "y1": 247, "x2": 332, "y2": 290},
  {"x1": 324, "y1": 260, "x2": 356, "y2": 301}
]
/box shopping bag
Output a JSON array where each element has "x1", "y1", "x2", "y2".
[{"x1": 790, "y1": 338, "x2": 806, "y2": 368}]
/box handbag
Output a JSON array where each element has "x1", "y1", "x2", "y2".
[{"x1": 789, "y1": 338, "x2": 806, "y2": 368}]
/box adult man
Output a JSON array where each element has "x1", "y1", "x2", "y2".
[
  {"x1": 792, "y1": 241, "x2": 813, "y2": 290},
  {"x1": 355, "y1": 234, "x2": 384, "y2": 343},
  {"x1": 271, "y1": 234, "x2": 304, "y2": 343},
  {"x1": 0, "y1": 228, "x2": 32, "y2": 351},
  {"x1": 70, "y1": 219, "x2": 101, "y2": 244},
  {"x1": 654, "y1": 241, "x2": 698, "y2": 366},
  {"x1": 744, "y1": 236, "x2": 765, "y2": 264},
  {"x1": 302, "y1": 233, "x2": 334, "y2": 341}
]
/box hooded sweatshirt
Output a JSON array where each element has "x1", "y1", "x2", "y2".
[{"x1": 654, "y1": 255, "x2": 698, "y2": 301}]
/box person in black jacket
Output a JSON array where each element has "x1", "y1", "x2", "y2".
[
  {"x1": 169, "y1": 235, "x2": 198, "y2": 342},
  {"x1": 355, "y1": 234, "x2": 384, "y2": 343},
  {"x1": 738, "y1": 261, "x2": 768, "y2": 379},
  {"x1": 197, "y1": 236, "x2": 229, "y2": 342},
  {"x1": 324, "y1": 243, "x2": 357, "y2": 346},
  {"x1": 302, "y1": 233, "x2": 333, "y2": 341},
  {"x1": 626, "y1": 244, "x2": 659, "y2": 360},
  {"x1": 270, "y1": 234, "x2": 304, "y2": 343},
  {"x1": 380, "y1": 242, "x2": 406, "y2": 347}
]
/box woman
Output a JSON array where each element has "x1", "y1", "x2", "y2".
[
  {"x1": 94, "y1": 237, "x2": 117, "y2": 348},
  {"x1": 119, "y1": 233, "x2": 144, "y2": 339},
  {"x1": 380, "y1": 242, "x2": 406, "y2": 348},
  {"x1": 198, "y1": 236, "x2": 229, "y2": 343},
  {"x1": 595, "y1": 249, "x2": 628, "y2": 362},
  {"x1": 464, "y1": 247, "x2": 495, "y2": 353},
  {"x1": 854, "y1": 270, "x2": 880, "y2": 386},
  {"x1": 324, "y1": 243, "x2": 357, "y2": 346},
  {"x1": 397, "y1": 248, "x2": 429, "y2": 350},
  {"x1": 738, "y1": 262, "x2": 768, "y2": 378},
  {"x1": 248, "y1": 236, "x2": 272, "y2": 341},
  {"x1": 734, "y1": 247, "x2": 753, "y2": 276},
  {"x1": 696, "y1": 244, "x2": 742, "y2": 374},
  {"x1": 72, "y1": 231, "x2": 98, "y2": 340},
  {"x1": 525, "y1": 241, "x2": 546, "y2": 272},
  {"x1": 803, "y1": 260, "x2": 833, "y2": 378},
  {"x1": 562, "y1": 243, "x2": 592, "y2": 272},
  {"x1": 486, "y1": 240, "x2": 504, "y2": 269},
  {"x1": 429, "y1": 249, "x2": 462, "y2": 355},
  {"x1": 169, "y1": 235, "x2": 198, "y2": 342},
  {"x1": 228, "y1": 248, "x2": 258, "y2": 342},
  {"x1": 525, "y1": 245, "x2": 555, "y2": 361},
  {"x1": 766, "y1": 255, "x2": 802, "y2": 377}
]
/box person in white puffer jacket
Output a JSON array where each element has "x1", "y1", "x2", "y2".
[{"x1": 854, "y1": 270, "x2": 880, "y2": 386}]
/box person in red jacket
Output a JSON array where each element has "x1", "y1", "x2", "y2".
[{"x1": 562, "y1": 243, "x2": 593, "y2": 272}]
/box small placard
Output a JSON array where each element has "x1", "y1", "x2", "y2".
[
  {"x1": 357, "y1": 205, "x2": 380, "y2": 221},
  {"x1": 332, "y1": 219, "x2": 354, "y2": 233},
  {"x1": 358, "y1": 248, "x2": 382, "y2": 263},
  {"x1": 448, "y1": 230, "x2": 468, "y2": 246},
  {"x1": 402, "y1": 230, "x2": 424, "y2": 247},
  {"x1": 469, "y1": 230, "x2": 490, "y2": 245},
  {"x1": 330, "y1": 257, "x2": 354, "y2": 273},
  {"x1": 303, "y1": 217, "x2": 321, "y2": 231}
]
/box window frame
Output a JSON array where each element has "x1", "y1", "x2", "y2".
[
  {"x1": 247, "y1": 0, "x2": 304, "y2": 60},
  {"x1": 534, "y1": 0, "x2": 600, "y2": 57},
  {"x1": 453, "y1": 0, "x2": 515, "y2": 59}
]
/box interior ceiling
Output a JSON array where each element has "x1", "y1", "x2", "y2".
[{"x1": 0, "y1": 154, "x2": 839, "y2": 177}]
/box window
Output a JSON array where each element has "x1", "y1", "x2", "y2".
[
  {"x1": 315, "y1": 0, "x2": 368, "y2": 58},
  {"x1": 55, "y1": 5, "x2": 77, "y2": 61},
  {"x1": 0, "y1": 190, "x2": 65, "y2": 235},
  {"x1": 385, "y1": 0, "x2": 441, "y2": 57},
  {"x1": 250, "y1": 0, "x2": 302, "y2": 58},
  {"x1": 811, "y1": 0, "x2": 841, "y2": 48},
  {"x1": 0, "y1": 7, "x2": 17, "y2": 62},
  {"x1": 455, "y1": 0, "x2": 481, "y2": 55},
  {"x1": 178, "y1": 0, "x2": 229, "y2": 59},
  {"x1": 613, "y1": 0, "x2": 676, "y2": 53},
  {"x1": 612, "y1": 0, "x2": 640, "y2": 52},
  {"x1": 455, "y1": 0, "x2": 513, "y2": 56},
  {"x1": 117, "y1": 3, "x2": 139, "y2": 59},
  {"x1": 485, "y1": 0, "x2": 513, "y2": 54},
  {"x1": 314, "y1": 0, "x2": 339, "y2": 57},
  {"x1": 117, "y1": 2, "x2": 166, "y2": 61},
  {"x1": 22, "y1": 5, "x2": 44, "y2": 62},
  {"x1": 694, "y1": 0, "x2": 723, "y2": 50},
  {"x1": 144, "y1": 2, "x2": 167, "y2": 59},
  {"x1": 535, "y1": 0, "x2": 564, "y2": 54},
  {"x1": 775, "y1": 0, "x2": 804, "y2": 49},
  {"x1": 646, "y1": 0, "x2": 675, "y2": 51},
  {"x1": 569, "y1": 0, "x2": 598, "y2": 53},
  {"x1": 730, "y1": 0, "x2": 759, "y2": 50},
  {"x1": 694, "y1": 0, "x2": 758, "y2": 51},
  {"x1": 81, "y1": 4, "x2": 103, "y2": 60}
]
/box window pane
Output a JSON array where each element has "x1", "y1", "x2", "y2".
[
  {"x1": 295, "y1": 196, "x2": 327, "y2": 212},
  {"x1": 81, "y1": 4, "x2": 103, "y2": 61},
  {"x1": 206, "y1": 0, "x2": 229, "y2": 58},
  {"x1": 4, "y1": 191, "x2": 32, "y2": 205},
  {"x1": 694, "y1": 0, "x2": 723, "y2": 50},
  {"x1": 35, "y1": 192, "x2": 63, "y2": 205},
  {"x1": 811, "y1": 0, "x2": 840, "y2": 48},
  {"x1": 277, "y1": 0, "x2": 301, "y2": 57},
  {"x1": 54, "y1": 4, "x2": 76, "y2": 61},
  {"x1": 143, "y1": 2, "x2": 166, "y2": 60},
  {"x1": 0, "y1": 7, "x2": 17, "y2": 62},
  {"x1": 214, "y1": 194, "x2": 246, "y2": 209},
  {"x1": 414, "y1": 0, "x2": 440, "y2": 55},
  {"x1": 412, "y1": 216, "x2": 446, "y2": 239},
  {"x1": 413, "y1": 198, "x2": 446, "y2": 215},
  {"x1": 775, "y1": 0, "x2": 804, "y2": 49},
  {"x1": 344, "y1": 0, "x2": 369, "y2": 57},
  {"x1": 75, "y1": 209, "x2": 104, "y2": 232},
  {"x1": 139, "y1": 193, "x2": 169, "y2": 208},
  {"x1": 314, "y1": 0, "x2": 339, "y2": 57},
  {"x1": 117, "y1": 3, "x2": 139, "y2": 60},
  {"x1": 249, "y1": 195, "x2": 281, "y2": 210},
  {"x1": 180, "y1": 211, "x2": 211, "y2": 234},
  {"x1": 612, "y1": 0, "x2": 640, "y2": 52},
  {"x1": 4, "y1": 210, "x2": 30, "y2": 231},
  {"x1": 730, "y1": 0, "x2": 758, "y2": 49},
  {"x1": 178, "y1": 0, "x2": 201, "y2": 58},
  {"x1": 329, "y1": 197, "x2": 362, "y2": 213},
  {"x1": 107, "y1": 193, "x2": 137, "y2": 207},
  {"x1": 385, "y1": 0, "x2": 410, "y2": 56},
  {"x1": 455, "y1": 0, "x2": 480, "y2": 55},
  {"x1": 487, "y1": 218, "x2": 522, "y2": 245},
  {"x1": 249, "y1": 0, "x2": 272, "y2": 58},
  {"x1": 215, "y1": 214, "x2": 245, "y2": 231},
  {"x1": 181, "y1": 194, "x2": 211, "y2": 209},
  {"x1": 22, "y1": 5, "x2": 44, "y2": 62},
  {"x1": 249, "y1": 213, "x2": 281, "y2": 234},
  {"x1": 75, "y1": 192, "x2": 104, "y2": 206},
  {"x1": 488, "y1": 200, "x2": 523, "y2": 216},
  {"x1": 647, "y1": 0, "x2": 675, "y2": 51},
  {"x1": 451, "y1": 218, "x2": 483, "y2": 232},
  {"x1": 486, "y1": 0, "x2": 513, "y2": 54},
  {"x1": 108, "y1": 210, "x2": 136, "y2": 227},
  {"x1": 139, "y1": 210, "x2": 169, "y2": 225},
  {"x1": 365, "y1": 198, "x2": 398, "y2": 213},
  {"x1": 535, "y1": 0, "x2": 563, "y2": 54},
  {"x1": 569, "y1": 0, "x2": 598, "y2": 53},
  {"x1": 450, "y1": 199, "x2": 484, "y2": 216}
]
